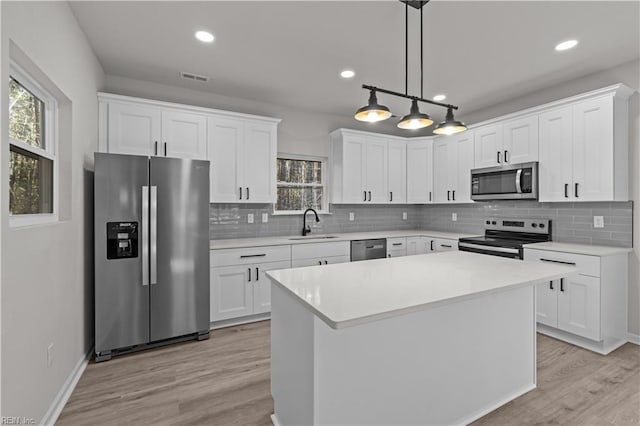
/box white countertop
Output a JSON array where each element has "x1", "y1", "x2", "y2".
[
  {"x1": 523, "y1": 241, "x2": 632, "y2": 257},
  {"x1": 210, "y1": 229, "x2": 478, "y2": 250},
  {"x1": 266, "y1": 251, "x2": 576, "y2": 330}
]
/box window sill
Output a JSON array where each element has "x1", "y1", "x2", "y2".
[
  {"x1": 9, "y1": 213, "x2": 58, "y2": 228},
  {"x1": 271, "y1": 211, "x2": 333, "y2": 216}
]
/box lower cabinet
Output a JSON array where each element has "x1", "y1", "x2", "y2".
[
  {"x1": 291, "y1": 241, "x2": 351, "y2": 266},
  {"x1": 406, "y1": 236, "x2": 437, "y2": 255},
  {"x1": 291, "y1": 255, "x2": 351, "y2": 268},
  {"x1": 434, "y1": 238, "x2": 458, "y2": 252},
  {"x1": 386, "y1": 237, "x2": 407, "y2": 258}
]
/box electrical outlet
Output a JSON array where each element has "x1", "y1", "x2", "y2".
[
  {"x1": 47, "y1": 343, "x2": 54, "y2": 367},
  {"x1": 247, "y1": 213, "x2": 254, "y2": 224},
  {"x1": 452, "y1": 213, "x2": 457, "y2": 222},
  {"x1": 402, "y1": 212, "x2": 407, "y2": 220},
  {"x1": 349, "y1": 212, "x2": 355, "y2": 221},
  {"x1": 262, "y1": 213, "x2": 268, "y2": 223},
  {"x1": 593, "y1": 216, "x2": 604, "y2": 228}
]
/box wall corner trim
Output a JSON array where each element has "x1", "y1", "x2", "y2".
[{"x1": 40, "y1": 346, "x2": 93, "y2": 426}]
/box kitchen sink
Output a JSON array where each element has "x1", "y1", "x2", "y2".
[{"x1": 288, "y1": 236, "x2": 339, "y2": 240}]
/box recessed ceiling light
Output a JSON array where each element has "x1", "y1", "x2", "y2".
[
  {"x1": 433, "y1": 94, "x2": 446, "y2": 101},
  {"x1": 195, "y1": 31, "x2": 214, "y2": 43},
  {"x1": 555, "y1": 39, "x2": 578, "y2": 51},
  {"x1": 341, "y1": 69, "x2": 355, "y2": 79}
]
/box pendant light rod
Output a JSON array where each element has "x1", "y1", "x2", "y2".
[
  {"x1": 420, "y1": 5, "x2": 423, "y2": 98},
  {"x1": 404, "y1": 1, "x2": 408, "y2": 96},
  {"x1": 362, "y1": 84, "x2": 458, "y2": 111}
]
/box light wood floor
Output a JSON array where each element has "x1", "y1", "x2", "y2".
[{"x1": 57, "y1": 321, "x2": 639, "y2": 425}]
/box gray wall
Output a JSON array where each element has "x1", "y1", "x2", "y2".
[{"x1": 1, "y1": 1, "x2": 104, "y2": 421}]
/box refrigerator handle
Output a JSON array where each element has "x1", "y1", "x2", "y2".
[
  {"x1": 150, "y1": 186, "x2": 158, "y2": 285},
  {"x1": 142, "y1": 186, "x2": 150, "y2": 286}
]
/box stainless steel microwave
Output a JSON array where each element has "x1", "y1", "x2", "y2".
[{"x1": 471, "y1": 162, "x2": 538, "y2": 201}]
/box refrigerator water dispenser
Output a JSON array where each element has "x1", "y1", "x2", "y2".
[{"x1": 106, "y1": 222, "x2": 138, "y2": 259}]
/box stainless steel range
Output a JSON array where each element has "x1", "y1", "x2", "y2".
[{"x1": 458, "y1": 218, "x2": 552, "y2": 259}]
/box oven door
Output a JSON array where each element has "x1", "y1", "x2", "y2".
[
  {"x1": 458, "y1": 242, "x2": 522, "y2": 259},
  {"x1": 471, "y1": 162, "x2": 538, "y2": 200}
]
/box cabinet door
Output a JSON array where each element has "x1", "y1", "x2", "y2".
[
  {"x1": 254, "y1": 260, "x2": 291, "y2": 315},
  {"x1": 387, "y1": 140, "x2": 406, "y2": 204},
  {"x1": 407, "y1": 140, "x2": 433, "y2": 203},
  {"x1": 539, "y1": 107, "x2": 573, "y2": 202},
  {"x1": 557, "y1": 275, "x2": 601, "y2": 341},
  {"x1": 291, "y1": 255, "x2": 351, "y2": 268},
  {"x1": 210, "y1": 265, "x2": 253, "y2": 322},
  {"x1": 161, "y1": 110, "x2": 207, "y2": 160},
  {"x1": 107, "y1": 102, "x2": 161, "y2": 156},
  {"x1": 243, "y1": 121, "x2": 277, "y2": 203},
  {"x1": 535, "y1": 280, "x2": 558, "y2": 327},
  {"x1": 434, "y1": 238, "x2": 457, "y2": 252},
  {"x1": 503, "y1": 114, "x2": 538, "y2": 164},
  {"x1": 572, "y1": 97, "x2": 614, "y2": 201},
  {"x1": 365, "y1": 137, "x2": 389, "y2": 203},
  {"x1": 433, "y1": 138, "x2": 451, "y2": 203},
  {"x1": 452, "y1": 131, "x2": 474, "y2": 203},
  {"x1": 341, "y1": 135, "x2": 367, "y2": 203},
  {"x1": 474, "y1": 124, "x2": 503, "y2": 167},
  {"x1": 208, "y1": 117, "x2": 243, "y2": 202}
]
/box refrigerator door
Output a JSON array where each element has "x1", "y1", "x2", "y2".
[
  {"x1": 95, "y1": 153, "x2": 150, "y2": 354},
  {"x1": 149, "y1": 157, "x2": 210, "y2": 341}
]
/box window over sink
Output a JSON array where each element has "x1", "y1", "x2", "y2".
[{"x1": 275, "y1": 155, "x2": 326, "y2": 213}]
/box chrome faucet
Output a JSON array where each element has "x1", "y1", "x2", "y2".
[{"x1": 302, "y1": 208, "x2": 320, "y2": 236}]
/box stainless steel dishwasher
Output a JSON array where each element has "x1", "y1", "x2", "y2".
[{"x1": 350, "y1": 239, "x2": 387, "y2": 262}]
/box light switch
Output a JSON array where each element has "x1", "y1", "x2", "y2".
[
  {"x1": 452, "y1": 213, "x2": 457, "y2": 222},
  {"x1": 593, "y1": 216, "x2": 604, "y2": 228},
  {"x1": 247, "y1": 213, "x2": 254, "y2": 224},
  {"x1": 349, "y1": 212, "x2": 355, "y2": 221},
  {"x1": 402, "y1": 212, "x2": 407, "y2": 220},
  {"x1": 262, "y1": 213, "x2": 269, "y2": 223}
]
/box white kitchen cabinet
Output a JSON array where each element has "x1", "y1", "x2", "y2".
[
  {"x1": 524, "y1": 247, "x2": 628, "y2": 354},
  {"x1": 386, "y1": 237, "x2": 407, "y2": 258},
  {"x1": 208, "y1": 116, "x2": 278, "y2": 203},
  {"x1": 100, "y1": 96, "x2": 207, "y2": 159},
  {"x1": 387, "y1": 140, "x2": 407, "y2": 203},
  {"x1": 474, "y1": 115, "x2": 538, "y2": 168},
  {"x1": 406, "y1": 139, "x2": 433, "y2": 204},
  {"x1": 291, "y1": 241, "x2": 351, "y2": 267},
  {"x1": 406, "y1": 236, "x2": 436, "y2": 255},
  {"x1": 433, "y1": 131, "x2": 474, "y2": 204},
  {"x1": 539, "y1": 86, "x2": 631, "y2": 202},
  {"x1": 210, "y1": 246, "x2": 291, "y2": 322},
  {"x1": 291, "y1": 255, "x2": 351, "y2": 268},
  {"x1": 434, "y1": 238, "x2": 458, "y2": 252},
  {"x1": 330, "y1": 129, "x2": 394, "y2": 204}
]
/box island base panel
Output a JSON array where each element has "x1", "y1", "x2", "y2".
[{"x1": 271, "y1": 283, "x2": 537, "y2": 425}]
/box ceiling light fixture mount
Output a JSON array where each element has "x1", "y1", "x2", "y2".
[{"x1": 355, "y1": 0, "x2": 466, "y2": 134}]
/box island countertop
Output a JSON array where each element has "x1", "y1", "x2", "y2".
[{"x1": 267, "y1": 251, "x2": 576, "y2": 329}]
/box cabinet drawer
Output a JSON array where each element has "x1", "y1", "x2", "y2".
[
  {"x1": 434, "y1": 238, "x2": 457, "y2": 252},
  {"x1": 211, "y1": 245, "x2": 291, "y2": 267},
  {"x1": 387, "y1": 237, "x2": 407, "y2": 248},
  {"x1": 291, "y1": 241, "x2": 350, "y2": 260},
  {"x1": 524, "y1": 249, "x2": 600, "y2": 277},
  {"x1": 292, "y1": 254, "x2": 351, "y2": 268}
]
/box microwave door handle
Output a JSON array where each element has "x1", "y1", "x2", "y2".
[{"x1": 515, "y1": 169, "x2": 523, "y2": 194}]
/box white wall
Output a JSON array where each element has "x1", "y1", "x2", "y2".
[
  {"x1": 1, "y1": 1, "x2": 104, "y2": 422},
  {"x1": 462, "y1": 59, "x2": 640, "y2": 336}
]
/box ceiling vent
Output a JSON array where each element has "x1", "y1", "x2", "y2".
[{"x1": 180, "y1": 71, "x2": 209, "y2": 83}]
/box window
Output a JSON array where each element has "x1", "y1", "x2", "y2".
[
  {"x1": 275, "y1": 155, "x2": 326, "y2": 212},
  {"x1": 8, "y1": 64, "x2": 57, "y2": 223}
]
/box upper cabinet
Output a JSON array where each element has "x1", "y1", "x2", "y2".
[
  {"x1": 100, "y1": 96, "x2": 207, "y2": 159},
  {"x1": 539, "y1": 86, "x2": 632, "y2": 202},
  {"x1": 406, "y1": 138, "x2": 433, "y2": 204},
  {"x1": 433, "y1": 131, "x2": 474, "y2": 203},
  {"x1": 98, "y1": 93, "x2": 280, "y2": 203},
  {"x1": 474, "y1": 115, "x2": 538, "y2": 168},
  {"x1": 331, "y1": 129, "x2": 403, "y2": 204}
]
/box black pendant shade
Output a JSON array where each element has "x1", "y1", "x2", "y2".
[
  {"x1": 433, "y1": 107, "x2": 467, "y2": 135},
  {"x1": 354, "y1": 90, "x2": 392, "y2": 123},
  {"x1": 397, "y1": 99, "x2": 433, "y2": 129}
]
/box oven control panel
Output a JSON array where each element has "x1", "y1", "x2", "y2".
[{"x1": 484, "y1": 218, "x2": 551, "y2": 235}]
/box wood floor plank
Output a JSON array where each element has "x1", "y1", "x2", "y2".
[{"x1": 57, "y1": 322, "x2": 639, "y2": 425}]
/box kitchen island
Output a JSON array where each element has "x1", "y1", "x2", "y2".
[{"x1": 266, "y1": 251, "x2": 576, "y2": 426}]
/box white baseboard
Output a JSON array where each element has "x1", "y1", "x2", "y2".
[
  {"x1": 627, "y1": 332, "x2": 640, "y2": 345},
  {"x1": 270, "y1": 413, "x2": 281, "y2": 426},
  {"x1": 40, "y1": 346, "x2": 93, "y2": 426}
]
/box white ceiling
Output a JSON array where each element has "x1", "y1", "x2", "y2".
[{"x1": 70, "y1": 1, "x2": 639, "y2": 132}]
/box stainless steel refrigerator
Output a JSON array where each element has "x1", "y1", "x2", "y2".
[{"x1": 94, "y1": 153, "x2": 210, "y2": 361}]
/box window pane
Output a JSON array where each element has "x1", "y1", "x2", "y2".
[
  {"x1": 276, "y1": 186, "x2": 322, "y2": 211},
  {"x1": 9, "y1": 146, "x2": 53, "y2": 214},
  {"x1": 277, "y1": 158, "x2": 322, "y2": 184},
  {"x1": 9, "y1": 78, "x2": 45, "y2": 149}
]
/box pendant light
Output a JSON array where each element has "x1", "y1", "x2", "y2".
[
  {"x1": 355, "y1": 1, "x2": 467, "y2": 135},
  {"x1": 354, "y1": 90, "x2": 392, "y2": 123},
  {"x1": 433, "y1": 107, "x2": 467, "y2": 135}
]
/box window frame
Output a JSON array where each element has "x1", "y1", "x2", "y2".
[
  {"x1": 273, "y1": 153, "x2": 330, "y2": 215},
  {"x1": 8, "y1": 62, "x2": 59, "y2": 227}
]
